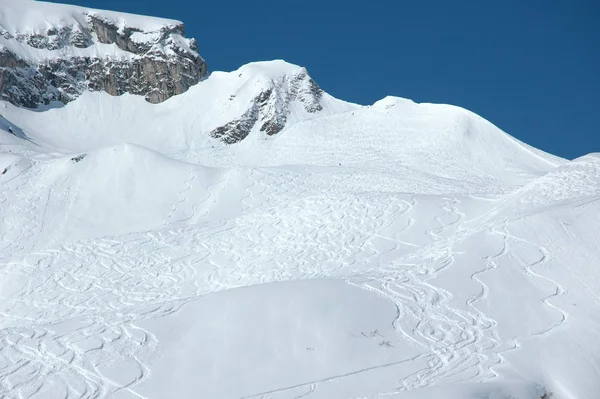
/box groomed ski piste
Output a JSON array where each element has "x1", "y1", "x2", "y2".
[{"x1": 1, "y1": 4, "x2": 600, "y2": 399}]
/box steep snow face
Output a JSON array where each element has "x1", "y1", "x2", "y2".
[{"x1": 0, "y1": 0, "x2": 206, "y2": 107}]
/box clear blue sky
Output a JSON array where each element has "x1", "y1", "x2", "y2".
[{"x1": 56, "y1": 0, "x2": 598, "y2": 160}]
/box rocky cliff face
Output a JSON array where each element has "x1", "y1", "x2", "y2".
[{"x1": 0, "y1": 2, "x2": 207, "y2": 108}]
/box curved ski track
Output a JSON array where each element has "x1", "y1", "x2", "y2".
[{"x1": 0, "y1": 162, "x2": 572, "y2": 398}]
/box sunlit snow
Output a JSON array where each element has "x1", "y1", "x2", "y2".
[{"x1": 1, "y1": 5, "x2": 599, "y2": 399}]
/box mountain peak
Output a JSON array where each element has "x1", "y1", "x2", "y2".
[
  {"x1": 372, "y1": 95, "x2": 417, "y2": 109},
  {"x1": 234, "y1": 60, "x2": 307, "y2": 78},
  {"x1": 192, "y1": 59, "x2": 357, "y2": 144}
]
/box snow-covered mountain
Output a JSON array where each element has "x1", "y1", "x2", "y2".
[
  {"x1": 0, "y1": 0, "x2": 206, "y2": 107},
  {"x1": 1, "y1": 2, "x2": 599, "y2": 399}
]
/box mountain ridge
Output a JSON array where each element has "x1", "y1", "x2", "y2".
[{"x1": 0, "y1": 0, "x2": 206, "y2": 107}]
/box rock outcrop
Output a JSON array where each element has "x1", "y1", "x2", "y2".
[
  {"x1": 210, "y1": 68, "x2": 324, "y2": 144},
  {"x1": 0, "y1": 2, "x2": 206, "y2": 108}
]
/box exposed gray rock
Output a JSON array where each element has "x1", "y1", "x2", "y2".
[
  {"x1": 70, "y1": 154, "x2": 87, "y2": 163},
  {"x1": 210, "y1": 69, "x2": 325, "y2": 144},
  {"x1": 0, "y1": 12, "x2": 206, "y2": 108},
  {"x1": 210, "y1": 106, "x2": 259, "y2": 144},
  {"x1": 289, "y1": 70, "x2": 323, "y2": 113}
]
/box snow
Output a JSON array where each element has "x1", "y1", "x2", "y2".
[
  {"x1": 0, "y1": 60, "x2": 357, "y2": 153},
  {"x1": 1, "y1": 34, "x2": 599, "y2": 399},
  {"x1": 0, "y1": 0, "x2": 196, "y2": 66},
  {"x1": 0, "y1": 0, "x2": 182, "y2": 37},
  {"x1": 0, "y1": 37, "x2": 136, "y2": 62},
  {"x1": 135, "y1": 279, "x2": 425, "y2": 399}
]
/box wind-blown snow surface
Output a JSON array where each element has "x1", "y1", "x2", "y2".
[{"x1": 1, "y1": 60, "x2": 599, "y2": 399}]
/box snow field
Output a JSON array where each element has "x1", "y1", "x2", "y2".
[{"x1": 0, "y1": 59, "x2": 599, "y2": 398}]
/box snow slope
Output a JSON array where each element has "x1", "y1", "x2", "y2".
[
  {"x1": 1, "y1": 34, "x2": 599, "y2": 399},
  {"x1": 0, "y1": 60, "x2": 355, "y2": 151}
]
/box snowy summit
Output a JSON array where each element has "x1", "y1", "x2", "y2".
[{"x1": 0, "y1": 1, "x2": 599, "y2": 399}]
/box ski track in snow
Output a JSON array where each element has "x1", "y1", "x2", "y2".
[
  {"x1": 0, "y1": 166, "x2": 402, "y2": 398},
  {"x1": 219, "y1": 192, "x2": 574, "y2": 398},
  {"x1": 0, "y1": 161, "x2": 578, "y2": 398},
  {"x1": 1, "y1": 121, "x2": 594, "y2": 397},
  {"x1": 0, "y1": 162, "x2": 45, "y2": 262},
  {"x1": 163, "y1": 169, "x2": 197, "y2": 227},
  {"x1": 485, "y1": 229, "x2": 569, "y2": 368},
  {"x1": 348, "y1": 197, "x2": 500, "y2": 393},
  {"x1": 0, "y1": 30, "x2": 596, "y2": 395}
]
